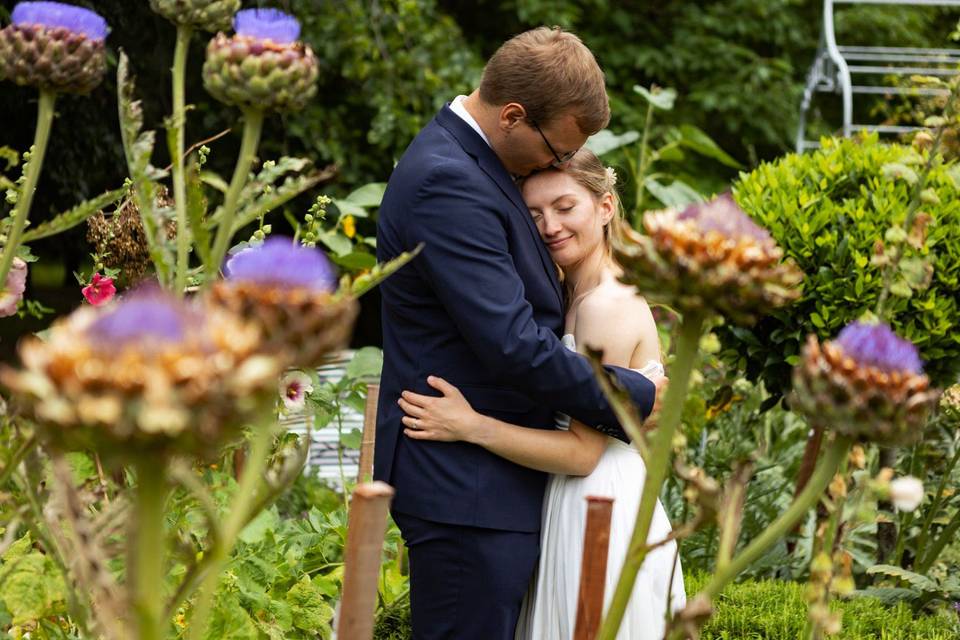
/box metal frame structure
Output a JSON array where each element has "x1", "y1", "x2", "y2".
[{"x1": 796, "y1": 0, "x2": 960, "y2": 152}]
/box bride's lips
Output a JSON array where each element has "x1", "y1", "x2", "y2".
[{"x1": 545, "y1": 235, "x2": 572, "y2": 250}]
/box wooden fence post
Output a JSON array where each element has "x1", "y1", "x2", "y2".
[
  {"x1": 573, "y1": 495, "x2": 615, "y2": 640},
  {"x1": 337, "y1": 481, "x2": 394, "y2": 640},
  {"x1": 356, "y1": 383, "x2": 379, "y2": 483}
]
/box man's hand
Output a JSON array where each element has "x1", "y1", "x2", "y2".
[{"x1": 645, "y1": 374, "x2": 669, "y2": 429}]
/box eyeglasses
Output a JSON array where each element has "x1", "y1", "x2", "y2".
[{"x1": 529, "y1": 118, "x2": 577, "y2": 166}]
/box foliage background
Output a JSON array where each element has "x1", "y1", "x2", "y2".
[{"x1": 2, "y1": 0, "x2": 960, "y2": 353}]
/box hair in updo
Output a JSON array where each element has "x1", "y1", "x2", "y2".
[{"x1": 556, "y1": 148, "x2": 624, "y2": 258}]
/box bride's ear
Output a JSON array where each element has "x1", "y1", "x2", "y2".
[{"x1": 598, "y1": 192, "x2": 616, "y2": 226}]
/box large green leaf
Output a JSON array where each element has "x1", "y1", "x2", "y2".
[
  {"x1": 346, "y1": 346, "x2": 384, "y2": 379},
  {"x1": 585, "y1": 129, "x2": 641, "y2": 157},
  {"x1": 674, "y1": 124, "x2": 741, "y2": 168},
  {"x1": 644, "y1": 177, "x2": 704, "y2": 209},
  {"x1": 343, "y1": 182, "x2": 387, "y2": 208},
  {"x1": 866, "y1": 564, "x2": 939, "y2": 592}
]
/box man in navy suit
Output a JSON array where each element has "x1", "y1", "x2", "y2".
[{"x1": 375, "y1": 27, "x2": 661, "y2": 640}]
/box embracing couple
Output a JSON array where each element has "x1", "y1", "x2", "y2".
[{"x1": 374, "y1": 27, "x2": 685, "y2": 640}]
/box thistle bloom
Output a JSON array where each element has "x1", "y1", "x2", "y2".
[
  {"x1": 148, "y1": 0, "x2": 241, "y2": 32},
  {"x1": 0, "y1": 257, "x2": 27, "y2": 317},
  {"x1": 81, "y1": 273, "x2": 116, "y2": 306},
  {"x1": 210, "y1": 237, "x2": 358, "y2": 368},
  {"x1": 0, "y1": 1, "x2": 108, "y2": 93},
  {"x1": 0, "y1": 289, "x2": 280, "y2": 458},
  {"x1": 614, "y1": 193, "x2": 803, "y2": 324},
  {"x1": 202, "y1": 8, "x2": 319, "y2": 112},
  {"x1": 889, "y1": 476, "x2": 924, "y2": 512},
  {"x1": 279, "y1": 370, "x2": 313, "y2": 411},
  {"x1": 792, "y1": 322, "x2": 939, "y2": 445}
]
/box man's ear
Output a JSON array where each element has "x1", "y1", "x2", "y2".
[{"x1": 498, "y1": 102, "x2": 527, "y2": 130}]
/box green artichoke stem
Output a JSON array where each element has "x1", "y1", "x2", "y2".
[
  {"x1": 914, "y1": 442, "x2": 960, "y2": 567},
  {"x1": 0, "y1": 90, "x2": 56, "y2": 290},
  {"x1": 596, "y1": 311, "x2": 705, "y2": 640},
  {"x1": 132, "y1": 460, "x2": 168, "y2": 640},
  {"x1": 205, "y1": 108, "x2": 264, "y2": 284},
  {"x1": 171, "y1": 25, "x2": 193, "y2": 296},
  {"x1": 671, "y1": 435, "x2": 853, "y2": 639},
  {"x1": 187, "y1": 424, "x2": 274, "y2": 640}
]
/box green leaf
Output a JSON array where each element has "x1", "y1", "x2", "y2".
[
  {"x1": 117, "y1": 50, "x2": 173, "y2": 286},
  {"x1": 186, "y1": 156, "x2": 211, "y2": 265},
  {"x1": 239, "y1": 507, "x2": 280, "y2": 544},
  {"x1": 675, "y1": 124, "x2": 741, "y2": 168},
  {"x1": 585, "y1": 129, "x2": 641, "y2": 156},
  {"x1": 866, "y1": 564, "x2": 939, "y2": 592},
  {"x1": 345, "y1": 244, "x2": 423, "y2": 298},
  {"x1": 287, "y1": 575, "x2": 334, "y2": 632},
  {"x1": 331, "y1": 251, "x2": 377, "y2": 270},
  {"x1": 318, "y1": 230, "x2": 353, "y2": 257},
  {"x1": 339, "y1": 428, "x2": 362, "y2": 449},
  {"x1": 343, "y1": 182, "x2": 387, "y2": 208},
  {"x1": 644, "y1": 177, "x2": 704, "y2": 208},
  {"x1": 200, "y1": 170, "x2": 229, "y2": 193},
  {"x1": 20, "y1": 187, "x2": 126, "y2": 243},
  {"x1": 332, "y1": 198, "x2": 370, "y2": 219},
  {"x1": 633, "y1": 85, "x2": 676, "y2": 110},
  {"x1": 346, "y1": 346, "x2": 384, "y2": 379}
]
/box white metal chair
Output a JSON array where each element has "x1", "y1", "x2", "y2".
[{"x1": 797, "y1": 0, "x2": 960, "y2": 151}]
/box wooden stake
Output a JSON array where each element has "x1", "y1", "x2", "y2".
[
  {"x1": 337, "y1": 481, "x2": 394, "y2": 640},
  {"x1": 573, "y1": 495, "x2": 615, "y2": 640},
  {"x1": 356, "y1": 383, "x2": 379, "y2": 483}
]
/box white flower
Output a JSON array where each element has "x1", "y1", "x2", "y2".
[
  {"x1": 890, "y1": 476, "x2": 924, "y2": 512},
  {"x1": 279, "y1": 370, "x2": 313, "y2": 411}
]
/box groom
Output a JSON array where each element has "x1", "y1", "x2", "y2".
[{"x1": 375, "y1": 27, "x2": 660, "y2": 640}]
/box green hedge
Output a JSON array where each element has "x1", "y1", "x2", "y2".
[{"x1": 373, "y1": 573, "x2": 960, "y2": 639}]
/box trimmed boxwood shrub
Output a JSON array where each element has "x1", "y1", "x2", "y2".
[
  {"x1": 725, "y1": 134, "x2": 960, "y2": 399},
  {"x1": 372, "y1": 573, "x2": 960, "y2": 639}
]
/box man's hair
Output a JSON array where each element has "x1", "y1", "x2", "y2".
[{"x1": 479, "y1": 27, "x2": 610, "y2": 135}]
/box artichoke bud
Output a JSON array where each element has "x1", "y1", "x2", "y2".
[
  {"x1": 614, "y1": 193, "x2": 804, "y2": 324},
  {"x1": 0, "y1": 2, "x2": 107, "y2": 93},
  {"x1": 148, "y1": 0, "x2": 240, "y2": 32},
  {"x1": 0, "y1": 289, "x2": 280, "y2": 459},
  {"x1": 792, "y1": 322, "x2": 939, "y2": 446},
  {"x1": 210, "y1": 237, "x2": 358, "y2": 368},
  {"x1": 202, "y1": 9, "x2": 318, "y2": 112}
]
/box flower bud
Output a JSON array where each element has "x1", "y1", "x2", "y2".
[
  {"x1": 148, "y1": 0, "x2": 240, "y2": 32},
  {"x1": 0, "y1": 2, "x2": 108, "y2": 93},
  {"x1": 890, "y1": 476, "x2": 924, "y2": 512}
]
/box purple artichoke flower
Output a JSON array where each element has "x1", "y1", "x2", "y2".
[
  {"x1": 212, "y1": 237, "x2": 358, "y2": 368},
  {"x1": 793, "y1": 321, "x2": 938, "y2": 445},
  {"x1": 615, "y1": 192, "x2": 803, "y2": 324},
  {"x1": 11, "y1": 1, "x2": 107, "y2": 40},
  {"x1": 225, "y1": 236, "x2": 337, "y2": 292},
  {"x1": 1, "y1": 1, "x2": 108, "y2": 93},
  {"x1": 233, "y1": 8, "x2": 300, "y2": 44},
  {"x1": 835, "y1": 321, "x2": 923, "y2": 375},
  {"x1": 88, "y1": 291, "x2": 189, "y2": 346},
  {"x1": 203, "y1": 8, "x2": 318, "y2": 112},
  {"x1": 677, "y1": 193, "x2": 772, "y2": 243}
]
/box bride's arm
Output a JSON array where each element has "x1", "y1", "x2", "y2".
[{"x1": 400, "y1": 376, "x2": 607, "y2": 476}]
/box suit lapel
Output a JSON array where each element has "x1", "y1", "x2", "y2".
[{"x1": 436, "y1": 106, "x2": 564, "y2": 309}]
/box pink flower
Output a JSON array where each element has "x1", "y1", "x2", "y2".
[
  {"x1": 279, "y1": 370, "x2": 313, "y2": 411},
  {"x1": 0, "y1": 257, "x2": 28, "y2": 317},
  {"x1": 82, "y1": 273, "x2": 116, "y2": 306}
]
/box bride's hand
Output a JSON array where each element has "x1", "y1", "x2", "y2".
[{"x1": 399, "y1": 376, "x2": 481, "y2": 442}]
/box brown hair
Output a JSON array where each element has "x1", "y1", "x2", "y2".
[{"x1": 479, "y1": 27, "x2": 610, "y2": 134}]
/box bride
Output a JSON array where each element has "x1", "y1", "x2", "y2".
[{"x1": 398, "y1": 148, "x2": 686, "y2": 639}]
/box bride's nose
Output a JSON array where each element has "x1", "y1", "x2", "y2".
[{"x1": 542, "y1": 212, "x2": 563, "y2": 236}]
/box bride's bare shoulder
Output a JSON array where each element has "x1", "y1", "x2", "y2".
[{"x1": 574, "y1": 278, "x2": 653, "y2": 365}]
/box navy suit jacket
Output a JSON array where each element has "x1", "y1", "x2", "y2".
[{"x1": 374, "y1": 105, "x2": 656, "y2": 532}]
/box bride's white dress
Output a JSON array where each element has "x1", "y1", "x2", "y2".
[{"x1": 515, "y1": 334, "x2": 686, "y2": 640}]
